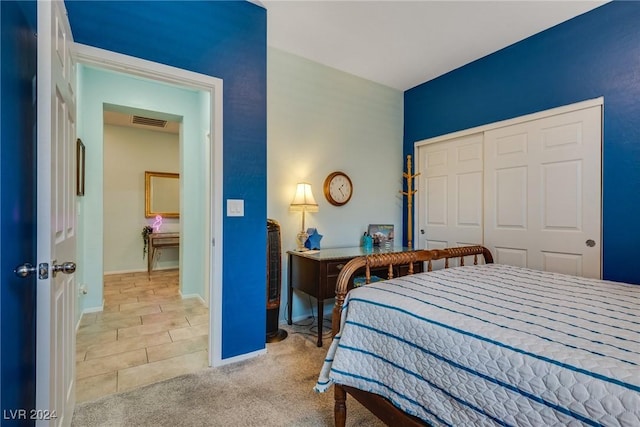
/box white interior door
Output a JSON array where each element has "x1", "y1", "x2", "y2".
[
  {"x1": 484, "y1": 105, "x2": 601, "y2": 278},
  {"x1": 417, "y1": 133, "x2": 484, "y2": 268},
  {"x1": 37, "y1": 1, "x2": 77, "y2": 425}
]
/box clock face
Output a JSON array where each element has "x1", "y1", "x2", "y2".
[{"x1": 324, "y1": 172, "x2": 353, "y2": 206}]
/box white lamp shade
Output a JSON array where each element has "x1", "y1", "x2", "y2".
[{"x1": 289, "y1": 182, "x2": 319, "y2": 212}]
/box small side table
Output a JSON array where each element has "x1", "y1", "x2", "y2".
[
  {"x1": 147, "y1": 232, "x2": 180, "y2": 279},
  {"x1": 287, "y1": 246, "x2": 422, "y2": 347}
]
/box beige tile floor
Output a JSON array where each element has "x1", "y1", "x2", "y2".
[{"x1": 75, "y1": 269, "x2": 209, "y2": 403}]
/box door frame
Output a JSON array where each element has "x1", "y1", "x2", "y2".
[
  {"x1": 74, "y1": 43, "x2": 225, "y2": 366},
  {"x1": 414, "y1": 97, "x2": 604, "y2": 274}
]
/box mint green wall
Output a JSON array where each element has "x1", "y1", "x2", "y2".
[
  {"x1": 76, "y1": 65, "x2": 209, "y2": 318},
  {"x1": 267, "y1": 48, "x2": 404, "y2": 322}
]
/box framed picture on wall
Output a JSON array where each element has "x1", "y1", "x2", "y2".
[
  {"x1": 76, "y1": 138, "x2": 85, "y2": 196},
  {"x1": 367, "y1": 224, "x2": 394, "y2": 246}
]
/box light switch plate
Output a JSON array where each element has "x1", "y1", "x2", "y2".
[{"x1": 227, "y1": 199, "x2": 244, "y2": 217}]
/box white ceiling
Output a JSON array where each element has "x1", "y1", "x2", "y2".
[{"x1": 262, "y1": 0, "x2": 608, "y2": 91}]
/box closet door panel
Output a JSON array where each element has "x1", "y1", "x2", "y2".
[
  {"x1": 493, "y1": 247, "x2": 528, "y2": 267},
  {"x1": 457, "y1": 172, "x2": 482, "y2": 227},
  {"x1": 494, "y1": 166, "x2": 527, "y2": 229},
  {"x1": 417, "y1": 133, "x2": 484, "y2": 252},
  {"x1": 484, "y1": 106, "x2": 601, "y2": 278},
  {"x1": 426, "y1": 176, "x2": 447, "y2": 226}
]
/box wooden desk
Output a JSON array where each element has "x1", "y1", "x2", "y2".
[
  {"x1": 287, "y1": 246, "x2": 422, "y2": 347},
  {"x1": 147, "y1": 232, "x2": 179, "y2": 279}
]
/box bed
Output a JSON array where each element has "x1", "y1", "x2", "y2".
[{"x1": 315, "y1": 246, "x2": 639, "y2": 426}]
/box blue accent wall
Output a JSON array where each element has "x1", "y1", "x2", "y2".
[
  {"x1": 1, "y1": 0, "x2": 37, "y2": 420},
  {"x1": 404, "y1": 2, "x2": 640, "y2": 284},
  {"x1": 65, "y1": 1, "x2": 267, "y2": 358}
]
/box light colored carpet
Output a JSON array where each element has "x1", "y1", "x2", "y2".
[{"x1": 72, "y1": 324, "x2": 384, "y2": 426}]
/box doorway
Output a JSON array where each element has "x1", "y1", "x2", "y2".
[
  {"x1": 102, "y1": 107, "x2": 181, "y2": 276},
  {"x1": 73, "y1": 44, "x2": 224, "y2": 399}
]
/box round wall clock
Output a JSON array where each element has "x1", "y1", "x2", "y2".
[{"x1": 323, "y1": 171, "x2": 353, "y2": 206}]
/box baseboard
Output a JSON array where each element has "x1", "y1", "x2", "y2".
[
  {"x1": 104, "y1": 266, "x2": 178, "y2": 275},
  {"x1": 285, "y1": 305, "x2": 334, "y2": 324},
  {"x1": 83, "y1": 304, "x2": 104, "y2": 313},
  {"x1": 104, "y1": 268, "x2": 146, "y2": 275},
  {"x1": 213, "y1": 348, "x2": 266, "y2": 367},
  {"x1": 180, "y1": 293, "x2": 206, "y2": 305},
  {"x1": 76, "y1": 303, "x2": 105, "y2": 332}
]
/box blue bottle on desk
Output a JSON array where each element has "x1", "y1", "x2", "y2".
[{"x1": 363, "y1": 233, "x2": 373, "y2": 252}]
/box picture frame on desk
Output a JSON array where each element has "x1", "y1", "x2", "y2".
[{"x1": 367, "y1": 224, "x2": 394, "y2": 246}]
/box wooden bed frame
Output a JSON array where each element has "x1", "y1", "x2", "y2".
[{"x1": 331, "y1": 245, "x2": 494, "y2": 427}]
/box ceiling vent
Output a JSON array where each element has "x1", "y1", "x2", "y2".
[{"x1": 131, "y1": 115, "x2": 167, "y2": 128}]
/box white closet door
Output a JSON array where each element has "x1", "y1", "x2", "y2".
[
  {"x1": 484, "y1": 105, "x2": 601, "y2": 278},
  {"x1": 417, "y1": 133, "x2": 484, "y2": 267}
]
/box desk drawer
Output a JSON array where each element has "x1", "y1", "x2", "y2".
[
  {"x1": 290, "y1": 254, "x2": 423, "y2": 301},
  {"x1": 325, "y1": 261, "x2": 423, "y2": 287},
  {"x1": 326, "y1": 261, "x2": 348, "y2": 277},
  {"x1": 323, "y1": 261, "x2": 348, "y2": 299},
  {"x1": 324, "y1": 264, "x2": 408, "y2": 296}
]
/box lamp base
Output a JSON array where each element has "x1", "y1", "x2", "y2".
[{"x1": 295, "y1": 230, "x2": 308, "y2": 251}]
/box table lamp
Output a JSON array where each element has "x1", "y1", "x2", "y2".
[{"x1": 289, "y1": 182, "x2": 319, "y2": 251}]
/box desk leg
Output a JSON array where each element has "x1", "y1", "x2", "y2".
[
  {"x1": 147, "y1": 245, "x2": 152, "y2": 280},
  {"x1": 317, "y1": 298, "x2": 324, "y2": 347},
  {"x1": 287, "y1": 254, "x2": 293, "y2": 325}
]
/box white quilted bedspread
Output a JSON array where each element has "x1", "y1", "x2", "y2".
[{"x1": 315, "y1": 264, "x2": 640, "y2": 426}]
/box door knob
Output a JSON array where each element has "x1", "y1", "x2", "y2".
[
  {"x1": 14, "y1": 263, "x2": 49, "y2": 279},
  {"x1": 52, "y1": 261, "x2": 76, "y2": 278}
]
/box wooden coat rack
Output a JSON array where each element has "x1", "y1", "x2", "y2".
[{"x1": 400, "y1": 154, "x2": 420, "y2": 249}]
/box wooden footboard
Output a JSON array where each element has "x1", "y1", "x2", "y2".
[{"x1": 331, "y1": 245, "x2": 493, "y2": 427}]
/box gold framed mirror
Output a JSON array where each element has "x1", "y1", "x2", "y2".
[{"x1": 145, "y1": 171, "x2": 180, "y2": 218}]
